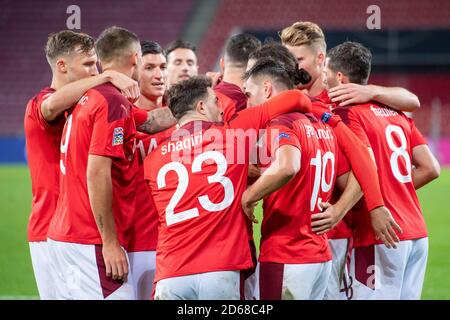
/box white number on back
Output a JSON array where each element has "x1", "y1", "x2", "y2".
[
  {"x1": 310, "y1": 150, "x2": 335, "y2": 211},
  {"x1": 385, "y1": 125, "x2": 412, "y2": 183},
  {"x1": 156, "y1": 151, "x2": 235, "y2": 226}
]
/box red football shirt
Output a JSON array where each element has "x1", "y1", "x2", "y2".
[
  {"x1": 48, "y1": 83, "x2": 138, "y2": 247},
  {"x1": 24, "y1": 87, "x2": 63, "y2": 242},
  {"x1": 310, "y1": 90, "x2": 353, "y2": 239},
  {"x1": 258, "y1": 112, "x2": 349, "y2": 264},
  {"x1": 215, "y1": 81, "x2": 247, "y2": 120},
  {"x1": 144, "y1": 90, "x2": 310, "y2": 281},
  {"x1": 334, "y1": 103, "x2": 428, "y2": 247},
  {"x1": 128, "y1": 122, "x2": 176, "y2": 252}
]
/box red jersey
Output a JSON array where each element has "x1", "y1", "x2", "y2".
[
  {"x1": 48, "y1": 83, "x2": 138, "y2": 247},
  {"x1": 334, "y1": 103, "x2": 428, "y2": 247},
  {"x1": 24, "y1": 87, "x2": 63, "y2": 242},
  {"x1": 310, "y1": 90, "x2": 352, "y2": 240},
  {"x1": 259, "y1": 112, "x2": 350, "y2": 264},
  {"x1": 128, "y1": 123, "x2": 176, "y2": 252},
  {"x1": 215, "y1": 81, "x2": 247, "y2": 120},
  {"x1": 144, "y1": 90, "x2": 311, "y2": 281}
]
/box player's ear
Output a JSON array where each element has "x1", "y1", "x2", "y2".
[
  {"x1": 219, "y1": 57, "x2": 225, "y2": 73},
  {"x1": 56, "y1": 58, "x2": 67, "y2": 74},
  {"x1": 337, "y1": 72, "x2": 349, "y2": 84},
  {"x1": 317, "y1": 51, "x2": 325, "y2": 68},
  {"x1": 131, "y1": 52, "x2": 138, "y2": 67},
  {"x1": 196, "y1": 100, "x2": 207, "y2": 115},
  {"x1": 263, "y1": 80, "x2": 273, "y2": 99}
]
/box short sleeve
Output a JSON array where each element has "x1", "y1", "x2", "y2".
[
  {"x1": 132, "y1": 106, "x2": 148, "y2": 128},
  {"x1": 336, "y1": 144, "x2": 350, "y2": 177},
  {"x1": 408, "y1": 118, "x2": 427, "y2": 147},
  {"x1": 334, "y1": 107, "x2": 370, "y2": 147},
  {"x1": 88, "y1": 97, "x2": 128, "y2": 159},
  {"x1": 265, "y1": 122, "x2": 301, "y2": 157},
  {"x1": 34, "y1": 91, "x2": 65, "y2": 132}
]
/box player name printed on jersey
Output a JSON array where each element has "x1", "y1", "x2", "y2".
[
  {"x1": 160, "y1": 131, "x2": 203, "y2": 155},
  {"x1": 156, "y1": 122, "x2": 273, "y2": 166},
  {"x1": 370, "y1": 105, "x2": 399, "y2": 117},
  {"x1": 304, "y1": 124, "x2": 334, "y2": 140}
]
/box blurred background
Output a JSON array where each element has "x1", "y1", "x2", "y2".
[{"x1": 0, "y1": 0, "x2": 449, "y2": 299}]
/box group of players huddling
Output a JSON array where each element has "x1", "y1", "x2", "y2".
[{"x1": 24, "y1": 21, "x2": 440, "y2": 300}]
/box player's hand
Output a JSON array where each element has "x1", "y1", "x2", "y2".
[
  {"x1": 104, "y1": 70, "x2": 140, "y2": 103},
  {"x1": 328, "y1": 83, "x2": 375, "y2": 107},
  {"x1": 248, "y1": 164, "x2": 261, "y2": 179},
  {"x1": 206, "y1": 71, "x2": 223, "y2": 87},
  {"x1": 102, "y1": 241, "x2": 129, "y2": 282},
  {"x1": 241, "y1": 190, "x2": 258, "y2": 224},
  {"x1": 311, "y1": 202, "x2": 341, "y2": 234},
  {"x1": 370, "y1": 206, "x2": 403, "y2": 249}
]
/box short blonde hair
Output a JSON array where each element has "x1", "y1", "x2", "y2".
[{"x1": 280, "y1": 21, "x2": 326, "y2": 52}]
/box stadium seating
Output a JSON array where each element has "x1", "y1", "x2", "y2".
[
  {"x1": 196, "y1": 0, "x2": 450, "y2": 137},
  {"x1": 0, "y1": 0, "x2": 194, "y2": 136}
]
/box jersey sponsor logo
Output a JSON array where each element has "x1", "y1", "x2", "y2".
[{"x1": 112, "y1": 127, "x2": 124, "y2": 146}]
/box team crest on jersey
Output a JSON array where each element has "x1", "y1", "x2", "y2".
[{"x1": 112, "y1": 127, "x2": 124, "y2": 146}]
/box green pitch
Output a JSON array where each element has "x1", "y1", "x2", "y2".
[{"x1": 0, "y1": 165, "x2": 449, "y2": 299}]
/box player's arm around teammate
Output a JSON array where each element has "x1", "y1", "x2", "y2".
[
  {"x1": 41, "y1": 70, "x2": 140, "y2": 121},
  {"x1": 328, "y1": 83, "x2": 420, "y2": 112},
  {"x1": 242, "y1": 145, "x2": 300, "y2": 222},
  {"x1": 134, "y1": 106, "x2": 176, "y2": 134}
]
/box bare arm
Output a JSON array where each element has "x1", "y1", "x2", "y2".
[
  {"x1": 137, "y1": 107, "x2": 176, "y2": 134},
  {"x1": 311, "y1": 171, "x2": 362, "y2": 234},
  {"x1": 87, "y1": 154, "x2": 128, "y2": 281},
  {"x1": 328, "y1": 84, "x2": 420, "y2": 112},
  {"x1": 332, "y1": 171, "x2": 363, "y2": 215},
  {"x1": 412, "y1": 145, "x2": 440, "y2": 189},
  {"x1": 242, "y1": 145, "x2": 301, "y2": 222},
  {"x1": 41, "y1": 70, "x2": 140, "y2": 121}
]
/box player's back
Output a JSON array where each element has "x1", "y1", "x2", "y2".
[
  {"x1": 144, "y1": 120, "x2": 253, "y2": 282},
  {"x1": 260, "y1": 112, "x2": 345, "y2": 264},
  {"x1": 49, "y1": 83, "x2": 138, "y2": 247},
  {"x1": 335, "y1": 103, "x2": 427, "y2": 246}
]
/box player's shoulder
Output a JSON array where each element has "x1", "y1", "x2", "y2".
[
  {"x1": 269, "y1": 112, "x2": 314, "y2": 129},
  {"x1": 27, "y1": 87, "x2": 55, "y2": 107},
  {"x1": 89, "y1": 83, "x2": 132, "y2": 120},
  {"x1": 91, "y1": 83, "x2": 127, "y2": 103}
]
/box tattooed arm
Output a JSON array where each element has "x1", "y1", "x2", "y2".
[
  {"x1": 137, "y1": 107, "x2": 176, "y2": 134},
  {"x1": 87, "y1": 155, "x2": 128, "y2": 282}
]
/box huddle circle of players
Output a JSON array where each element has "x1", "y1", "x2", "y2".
[{"x1": 24, "y1": 21, "x2": 440, "y2": 300}]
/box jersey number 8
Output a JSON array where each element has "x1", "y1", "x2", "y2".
[{"x1": 385, "y1": 125, "x2": 412, "y2": 184}]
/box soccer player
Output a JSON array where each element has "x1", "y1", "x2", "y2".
[
  {"x1": 280, "y1": 21, "x2": 418, "y2": 299},
  {"x1": 215, "y1": 33, "x2": 261, "y2": 115},
  {"x1": 144, "y1": 76, "x2": 312, "y2": 300},
  {"x1": 47, "y1": 26, "x2": 144, "y2": 300},
  {"x1": 24, "y1": 30, "x2": 140, "y2": 299},
  {"x1": 129, "y1": 40, "x2": 176, "y2": 300},
  {"x1": 241, "y1": 58, "x2": 362, "y2": 300},
  {"x1": 214, "y1": 33, "x2": 262, "y2": 300},
  {"x1": 165, "y1": 40, "x2": 198, "y2": 88},
  {"x1": 326, "y1": 41, "x2": 440, "y2": 299}
]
